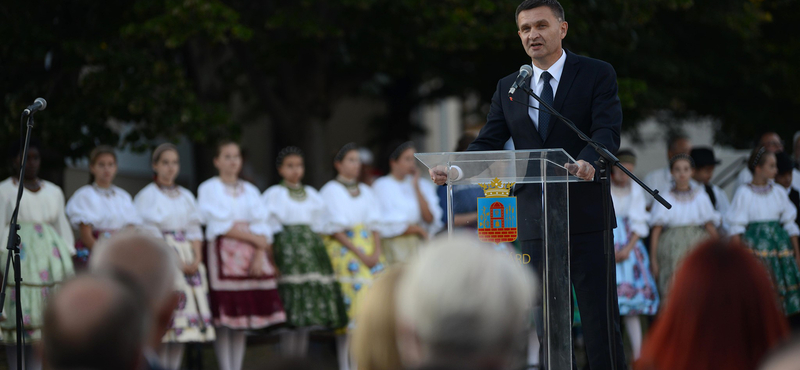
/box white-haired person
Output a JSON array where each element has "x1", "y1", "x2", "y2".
[{"x1": 395, "y1": 234, "x2": 536, "y2": 370}]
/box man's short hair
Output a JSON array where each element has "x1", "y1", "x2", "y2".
[
  {"x1": 43, "y1": 273, "x2": 149, "y2": 370},
  {"x1": 516, "y1": 0, "x2": 566, "y2": 24}
]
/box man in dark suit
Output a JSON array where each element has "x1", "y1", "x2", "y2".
[{"x1": 431, "y1": 1, "x2": 626, "y2": 369}]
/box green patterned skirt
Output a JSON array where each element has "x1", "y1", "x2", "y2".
[
  {"x1": 744, "y1": 221, "x2": 800, "y2": 315},
  {"x1": 0, "y1": 222, "x2": 75, "y2": 343},
  {"x1": 274, "y1": 224, "x2": 348, "y2": 329},
  {"x1": 656, "y1": 225, "x2": 709, "y2": 304}
]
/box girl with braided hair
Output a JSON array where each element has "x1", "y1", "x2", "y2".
[
  {"x1": 197, "y1": 141, "x2": 285, "y2": 370},
  {"x1": 262, "y1": 146, "x2": 348, "y2": 357},
  {"x1": 133, "y1": 143, "x2": 215, "y2": 369},
  {"x1": 372, "y1": 141, "x2": 442, "y2": 265},
  {"x1": 649, "y1": 154, "x2": 719, "y2": 304},
  {"x1": 65, "y1": 145, "x2": 142, "y2": 270},
  {"x1": 319, "y1": 143, "x2": 386, "y2": 370},
  {"x1": 727, "y1": 147, "x2": 800, "y2": 317}
]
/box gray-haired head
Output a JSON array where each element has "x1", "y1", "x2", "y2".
[
  {"x1": 89, "y1": 229, "x2": 179, "y2": 350},
  {"x1": 43, "y1": 273, "x2": 149, "y2": 370},
  {"x1": 395, "y1": 234, "x2": 536, "y2": 369}
]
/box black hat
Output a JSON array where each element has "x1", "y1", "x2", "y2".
[{"x1": 690, "y1": 147, "x2": 720, "y2": 168}]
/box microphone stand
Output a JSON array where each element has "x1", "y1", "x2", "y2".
[
  {"x1": 516, "y1": 84, "x2": 671, "y2": 370},
  {"x1": 0, "y1": 111, "x2": 37, "y2": 370}
]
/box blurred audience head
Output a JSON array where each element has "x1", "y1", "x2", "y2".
[
  {"x1": 352, "y1": 266, "x2": 405, "y2": 370},
  {"x1": 759, "y1": 131, "x2": 784, "y2": 153},
  {"x1": 90, "y1": 229, "x2": 179, "y2": 350},
  {"x1": 43, "y1": 273, "x2": 149, "y2": 370},
  {"x1": 690, "y1": 147, "x2": 720, "y2": 185},
  {"x1": 666, "y1": 133, "x2": 691, "y2": 160},
  {"x1": 775, "y1": 152, "x2": 794, "y2": 190},
  {"x1": 611, "y1": 149, "x2": 636, "y2": 186},
  {"x1": 395, "y1": 234, "x2": 535, "y2": 370},
  {"x1": 748, "y1": 146, "x2": 777, "y2": 181},
  {"x1": 793, "y1": 131, "x2": 800, "y2": 163},
  {"x1": 636, "y1": 239, "x2": 789, "y2": 370},
  {"x1": 760, "y1": 335, "x2": 800, "y2": 370}
]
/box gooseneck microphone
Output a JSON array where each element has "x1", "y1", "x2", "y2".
[{"x1": 508, "y1": 65, "x2": 533, "y2": 96}]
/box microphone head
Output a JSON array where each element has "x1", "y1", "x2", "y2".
[
  {"x1": 35, "y1": 97, "x2": 47, "y2": 111},
  {"x1": 519, "y1": 64, "x2": 533, "y2": 77}
]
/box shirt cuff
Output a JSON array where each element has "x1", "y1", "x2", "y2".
[{"x1": 450, "y1": 165, "x2": 464, "y2": 182}]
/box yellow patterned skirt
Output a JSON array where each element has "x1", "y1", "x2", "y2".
[{"x1": 323, "y1": 224, "x2": 385, "y2": 332}]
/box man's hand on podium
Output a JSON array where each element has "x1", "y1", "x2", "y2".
[
  {"x1": 564, "y1": 159, "x2": 595, "y2": 181},
  {"x1": 429, "y1": 165, "x2": 451, "y2": 186}
]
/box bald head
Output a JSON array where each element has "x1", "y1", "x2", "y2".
[
  {"x1": 90, "y1": 230, "x2": 177, "y2": 307},
  {"x1": 43, "y1": 274, "x2": 148, "y2": 370}
]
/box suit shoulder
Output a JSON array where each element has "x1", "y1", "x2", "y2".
[{"x1": 571, "y1": 53, "x2": 615, "y2": 73}]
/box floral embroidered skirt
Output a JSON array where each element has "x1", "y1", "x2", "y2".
[
  {"x1": 1, "y1": 222, "x2": 74, "y2": 343},
  {"x1": 162, "y1": 232, "x2": 215, "y2": 343},
  {"x1": 615, "y1": 217, "x2": 660, "y2": 316},
  {"x1": 656, "y1": 225, "x2": 709, "y2": 304},
  {"x1": 206, "y1": 222, "x2": 286, "y2": 330},
  {"x1": 323, "y1": 224, "x2": 385, "y2": 333},
  {"x1": 274, "y1": 224, "x2": 348, "y2": 329},
  {"x1": 744, "y1": 221, "x2": 800, "y2": 315}
]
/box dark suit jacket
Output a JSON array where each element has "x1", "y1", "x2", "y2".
[{"x1": 468, "y1": 49, "x2": 622, "y2": 240}]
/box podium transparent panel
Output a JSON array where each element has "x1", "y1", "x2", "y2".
[{"x1": 416, "y1": 149, "x2": 585, "y2": 370}]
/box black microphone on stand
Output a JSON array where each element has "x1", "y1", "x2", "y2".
[
  {"x1": 23, "y1": 98, "x2": 47, "y2": 116},
  {"x1": 508, "y1": 65, "x2": 533, "y2": 97}
]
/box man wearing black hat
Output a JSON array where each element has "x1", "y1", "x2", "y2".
[{"x1": 690, "y1": 148, "x2": 730, "y2": 234}]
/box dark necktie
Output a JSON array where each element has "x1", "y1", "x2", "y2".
[{"x1": 538, "y1": 71, "x2": 554, "y2": 141}]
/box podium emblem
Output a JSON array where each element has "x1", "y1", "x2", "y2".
[{"x1": 477, "y1": 178, "x2": 517, "y2": 243}]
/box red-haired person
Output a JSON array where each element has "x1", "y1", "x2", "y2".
[
  {"x1": 649, "y1": 154, "x2": 719, "y2": 303},
  {"x1": 66, "y1": 145, "x2": 142, "y2": 269},
  {"x1": 727, "y1": 147, "x2": 800, "y2": 318},
  {"x1": 636, "y1": 239, "x2": 789, "y2": 370}
]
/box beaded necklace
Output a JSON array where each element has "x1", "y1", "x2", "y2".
[
  {"x1": 281, "y1": 180, "x2": 307, "y2": 201},
  {"x1": 335, "y1": 175, "x2": 360, "y2": 197}
]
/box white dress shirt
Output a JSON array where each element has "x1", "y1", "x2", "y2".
[{"x1": 528, "y1": 48, "x2": 568, "y2": 130}]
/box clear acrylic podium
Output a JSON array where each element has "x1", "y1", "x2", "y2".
[{"x1": 416, "y1": 149, "x2": 585, "y2": 370}]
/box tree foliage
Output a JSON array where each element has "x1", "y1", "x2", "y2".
[{"x1": 2, "y1": 0, "x2": 797, "y2": 184}]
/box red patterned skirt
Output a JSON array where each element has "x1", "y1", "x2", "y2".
[{"x1": 206, "y1": 223, "x2": 286, "y2": 329}]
